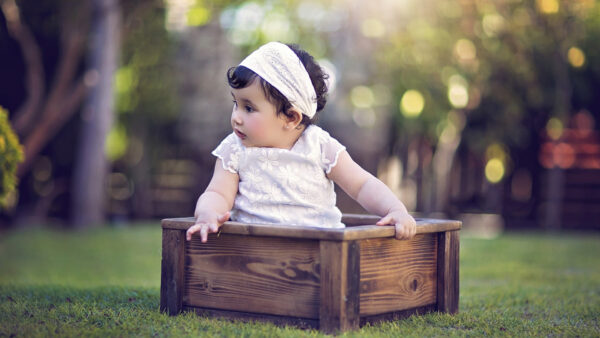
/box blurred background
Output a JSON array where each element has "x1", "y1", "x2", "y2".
[{"x1": 1, "y1": 0, "x2": 599, "y2": 233}]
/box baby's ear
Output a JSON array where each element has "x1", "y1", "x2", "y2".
[{"x1": 284, "y1": 108, "x2": 303, "y2": 129}]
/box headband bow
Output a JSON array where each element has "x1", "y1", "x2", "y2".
[{"x1": 240, "y1": 42, "x2": 317, "y2": 118}]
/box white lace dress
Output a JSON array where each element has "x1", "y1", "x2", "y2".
[{"x1": 212, "y1": 125, "x2": 346, "y2": 228}]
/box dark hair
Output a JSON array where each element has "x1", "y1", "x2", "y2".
[{"x1": 227, "y1": 44, "x2": 329, "y2": 127}]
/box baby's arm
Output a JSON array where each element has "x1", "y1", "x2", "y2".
[
  {"x1": 328, "y1": 151, "x2": 417, "y2": 239},
  {"x1": 186, "y1": 158, "x2": 239, "y2": 243}
]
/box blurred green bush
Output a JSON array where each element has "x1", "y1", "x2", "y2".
[{"x1": 0, "y1": 106, "x2": 23, "y2": 208}]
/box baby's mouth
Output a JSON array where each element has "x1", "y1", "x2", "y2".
[{"x1": 234, "y1": 128, "x2": 247, "y2": 139}]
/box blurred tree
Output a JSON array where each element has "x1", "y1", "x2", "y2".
[
  {"x1": 0, "y1": 0, "x2": 178, "y2": 226},
  {"x1": 71, "y1": 0, "x2": 121, "y2": 228},
  {"x1": 0, "y1": 0, "x2": 90, "y2": 178}
]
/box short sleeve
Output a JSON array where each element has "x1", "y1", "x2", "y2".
[
  {"x1": 211, "y1": 133, "x2": 242, "y2": 174},
  {"x1": 318, "y1": 130, "x2": 346, "y2": 174}
]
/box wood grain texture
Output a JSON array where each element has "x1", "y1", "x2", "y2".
[
  {"x1": 319, "y1": 240, "x2": 360, "y2": 334},
  {"x1": 160, "y1": 229, "x2": 185, "y2": 315},
  {"x1": 359, "y1": 233, "x2": 438, "y2": 315},
  {"x1": 437, "y1": 230, "x2": 459, "y2": 314},
  {"x1": 161, "y1": 216, "x2": 461, "y2": 240},
  {"x1": 184, "y1": 233, "x2": 321, "y2": 318}
]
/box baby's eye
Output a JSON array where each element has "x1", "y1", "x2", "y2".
[
  {"x1": 232, "y1": 100, "x2": 237, "y2": 107},
  {"x1": 244, "y1": 105, "x2": 254, "y2": 113}
]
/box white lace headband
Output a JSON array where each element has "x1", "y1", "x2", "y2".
[{"x1": 239, "y1": 42, "x2": 317, "y2": 118}]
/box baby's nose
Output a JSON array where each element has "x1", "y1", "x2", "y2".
[{"x1": 231, "y1": 111, "x2": 242, "y2": 125}]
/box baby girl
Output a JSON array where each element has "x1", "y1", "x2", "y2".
[{"x1": 186, "y1": 42, "x2": 416, "y2": 242}]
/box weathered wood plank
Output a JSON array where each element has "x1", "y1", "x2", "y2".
[
  {"x1": 184, "y1": 233, "x2": 321, "y2": 318},
  {"x1": 319, "y1": 240, "x2": 360, "y2": 334},
  {"x1": 437, "y1": 230, "x2": 459, "y2": 314},
  {"x1": 341, "y1": 222, "x2": 462, "y2": 240},
  {"x1": 359, "y1": 234, "x2": 437, "y2": 316},
  {"x1": 160, "y1": 229, "x2": 185, "y2": 315},
  {"x1": 162, "y1": 216, "x2": 461, "y2": 240},
  {"x1": 163, "y1": 218, "x2": 346, "y2": 240}
]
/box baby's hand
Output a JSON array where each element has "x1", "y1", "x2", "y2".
[
  {"x1": 376, "y1": 210, "x2": 417, "y2": 240},
  {"x1": 186, "y1": 211, "x2": 230, "y2": 243}
]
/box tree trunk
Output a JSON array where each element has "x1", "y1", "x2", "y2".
[{"x1": 71, "y1": 0, "x2": 120, "y2": 228}]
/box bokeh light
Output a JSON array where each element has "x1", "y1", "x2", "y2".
[
  {"x1": 485, "y1": 158, "x2": 505, "y2": 183},
  {"x1": 572, "y1": 110, "x2": 594, "y2": 137},
  {"x1": 372, "y1": 84, "x2": 392, "y2": 106},
  {"x1": 482, "y1": 13, "x2": 505, "y2": 37},
  {"x1": 165, "y1": 0, "x2": 195, "y2": 32},
  {"x1": 187, "y1": 5, "x2": 211, "y2": 26},
  {"x1": 554, "y1": 143, "x2": 576, "y2": 169},
  {"x1": 439, "y1": 122, "x2": 458, "y2": 144},
  {"x1": 222, "y1": 2, "x2": 265, "y2": 45},
  {"x1": 107, "y1": 173, "x2": 134, "y2": 200},
  {"x1": 537, "y1": 0, "x2": 560, "y2": 14},
  {"x1": 400, "y1": 90, "x2": 425, "y2": 118},
  {"x1": 454, "y1": 39, "x2": 476, "y2": 63},
  {"x1": 511, "y1": 168, "x2": 532, "y2": 202},
  {"x1": 447, "y1": 75, "x2": 469, "y2": 109},
  {"x1": 568, "y1": 47, "x2": 586, "y2": 68},
  {"x1": 485, "y1": 143, "x2": 509, "y2": 183},
  {"x1": 361, "y1": 18, "x2": 385, "y2": 38},
  {"x1": 105, "y1": 124, "x2": 129, "y2": 161},
  {"x1": 353, "y1": 108, "x2": 376, "y2": 128},
  {"x1": 115, "y1": 66, "x2": 136, "y2": 94},
  {"x1": 261, "y1": 10, "x2": 295, "y2": 42},
  {"x1": 350, "y1": 86, "x2": 375, "y2": 108},
  {"x1": 546, "y1": 117, "x2": 564, "y2": 140}
]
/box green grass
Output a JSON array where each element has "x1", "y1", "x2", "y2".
[{"x1": 1, "y1": 224, "x2": 599, "y2": 337}]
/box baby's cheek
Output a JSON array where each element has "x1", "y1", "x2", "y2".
[{"x1": 248, "y1": 119, "x2": 268, "y2": 139}]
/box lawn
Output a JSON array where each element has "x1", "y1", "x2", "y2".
[{"x1": 0, "y1": 223, "x2": 599, "y2": 337}]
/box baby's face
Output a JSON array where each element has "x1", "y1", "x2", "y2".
[{"x1": 230, "y1": 79, "x2": 289, "y2": 148}]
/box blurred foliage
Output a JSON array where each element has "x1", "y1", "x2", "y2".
[
  {"x1": 0, "y1": 107, "x2": 24, "y2": 209},
  {"x1": 109, "y1": 1, "x2": 179, "y2": 164},
  {"x1": 202, "y1": 0, "x2": 600, "y2": 183},
  {"x1": 380, "y1": 0, "x2": 599, "y2": 149}
]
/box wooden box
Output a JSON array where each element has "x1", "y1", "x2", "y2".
[{"x1": 160, "y1": 214, "x2": 460, "y2": 334}]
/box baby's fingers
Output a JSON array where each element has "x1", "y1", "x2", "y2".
[
  {"x1": 395, "y1": 219, "x2": 417, "y2": 240},
  {"x1": 187, "y1": 223, "x2": 215, "y2": 242},
  {"x1": 395, "y1": 223, "x2": 410, "y2": 240},
  {"x1": 186, "y1": 224, "x2": 202, "y2": 241},
  {"x1": 376, "y1": 215, "x2": 393, "y2": 226},
  {"x1": 200, "y1": 224, "x2": 213, "y2": 243},
  {"x1": 217, "y1": 212, "x2": 231, "y2": 224}
]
